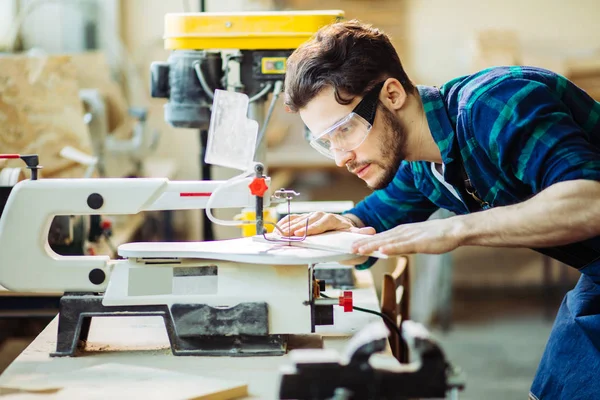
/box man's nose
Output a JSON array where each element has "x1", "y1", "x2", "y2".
[{"x1": 334, "y1": 149, "x2": 354, "y2": 167}]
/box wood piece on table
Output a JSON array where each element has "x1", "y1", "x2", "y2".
[
  {"x1": 256, "y1": 231, "x2": 389, "y2": 259},
  {"x1": 0, "y1": 363, "x2": 248, "y2": 400},
  {"x1": 118, "y1": 237, "x2": 355, "y2": 265}
]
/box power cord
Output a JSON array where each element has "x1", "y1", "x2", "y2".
[{"x1": 320, "y1": 293, "x2": 403, "y2": 338}]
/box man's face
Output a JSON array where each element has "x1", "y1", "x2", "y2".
[{"x1": 300, "y1": 86, "x2": 407, "y2": 190}]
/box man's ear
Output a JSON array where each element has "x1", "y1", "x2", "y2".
[{"x1": 381, "y1": 78, "x2": 407, "y2": 111}]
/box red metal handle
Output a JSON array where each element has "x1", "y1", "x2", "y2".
[{"x1": 0, "y1": 154, "x2": 20, "y2": 159}]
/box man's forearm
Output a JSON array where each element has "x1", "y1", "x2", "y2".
[{"x1": 456, "y1": 179, "x2": 600, "y2": 248}]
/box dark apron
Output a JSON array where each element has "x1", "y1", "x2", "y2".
[{"x1": 530, "y1": 261, "x2": 600, "y2": 399}]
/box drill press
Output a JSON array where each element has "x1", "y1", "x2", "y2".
[{"x1": 149, "y1": 10, "x2": 344, "y2": 239}]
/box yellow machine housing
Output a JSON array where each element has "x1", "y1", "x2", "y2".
[
  {"x1": 151, "y1": 10, "x2": 344, "y2": 128},
  {"x1": 163, "y1": 11, "x2": 344, "y2": 50}
]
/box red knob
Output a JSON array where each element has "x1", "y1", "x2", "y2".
[
  {"x1": 100, "y1": 219, "x2": 112, "y2": 230},
  {"x1": 339, "y1": 291, "x2": 353, "y2": 312},
  {"x1": 249, "y1": 177, "x2": 269, "y2": 197}
]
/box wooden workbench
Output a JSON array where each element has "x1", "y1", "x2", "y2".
[{"x1": 0, "y1": 270, "x2": 395, "y2": 399}]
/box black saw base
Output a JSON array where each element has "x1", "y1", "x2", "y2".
[{"x1": 51, "y1": 293, "x2": 286, "y2": 357}]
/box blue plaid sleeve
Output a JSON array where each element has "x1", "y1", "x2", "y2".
[
  {"x1": 469, "y1": 78, "x2": 600, "y2": 193},
  {"x1": 344, "y1": 161, "x2": 438, "y2": 233}
]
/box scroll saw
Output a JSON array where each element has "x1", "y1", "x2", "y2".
[
  {"x1": 0, "y1": 10, "x2": 377, "y2": 358},
  {"x1": 0, "y1": 151, "x2": 379, "y2": 357}
]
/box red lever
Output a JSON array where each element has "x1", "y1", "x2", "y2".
[
  {"x1": 0, "y1": 154, "x2": 20, "y2": 159},
  {"x1": 339, "y1": 291, "x2": 353, "y2": 312},
  {"x1": 249, "y1": 177, "x2": 268, "y2": 197}
]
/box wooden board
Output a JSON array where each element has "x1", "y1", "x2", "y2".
[
  {"x1": 0, "y1": 363, "x2": 247, "y2": 400},
  {"x1": 0, "y1": 54, "x2": 93, "y2": 178},
  {"x1": 255, "y1": 231, "x2": 389, "y2": 259},
  {"x1": 69, "y1": 51, "x2": 135, "y2": 139},
  {"x1": 118, "y1": 237, "x2": 355, "y2": 265}
]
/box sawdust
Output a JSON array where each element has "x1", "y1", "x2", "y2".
[{"x1": 84, "y1": 343, "x2": 171, "y2": 355}]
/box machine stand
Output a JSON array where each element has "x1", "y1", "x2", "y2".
[{"x1": 51, "y1": 293, "x2": 286, "y2": 357}]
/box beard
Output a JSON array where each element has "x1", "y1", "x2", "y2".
[{"x1": 346, "y1": 103, "x2": 407, "y2": 190}]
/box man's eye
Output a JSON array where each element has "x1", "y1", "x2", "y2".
[{"x1": 337, "y1": 125, "x2": 353, "y2": 135}]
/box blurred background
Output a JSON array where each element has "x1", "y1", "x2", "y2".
[{"x1": 1, "y1": 1, "x2": 598, "y2": 398}]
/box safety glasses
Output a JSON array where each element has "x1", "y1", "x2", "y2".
[{"x1": 309, "y1": 81, "x2": 385, "y2": 159}]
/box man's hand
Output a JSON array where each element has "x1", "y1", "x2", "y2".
[
  {"x1": 276, "y1": 212, "x2": 376, "y2": 266},
  {"x1": 351, "y1": 217, "x2": 463, "y2": 256},
  {"x1": 276, "y1": 211, "x2": 376, "y2": 237}
]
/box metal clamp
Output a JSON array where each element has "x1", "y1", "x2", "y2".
[{"x1": 263, "y1": 188, "x2": 310, "y2": 244}]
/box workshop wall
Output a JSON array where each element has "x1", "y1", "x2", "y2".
[
  {"x1": 403, "y1": 0, "x2": 600, "y2": 85},
  {"x1": 283, "y1": 0, "x2": 600, "y2": 86},
  {"x1": 279, "y1": 0, "x2": 411, "y2": 74}
]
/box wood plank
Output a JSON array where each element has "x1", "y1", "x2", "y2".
[
  {"x1": 118, "y1": 237, "x2": 356, "y2": 265},
  {"x1": 69, "y1": 52, "x2": 133, "y2": 138},
  {"x1": 256, "y1": 231, "x2": 389, "y2": 259},
  {"x1": 0, "y1": 363, "x2": 248, "y2": 400},
  {"x1": 0, "y1": 54, "x2": 92, "y2": 178}
]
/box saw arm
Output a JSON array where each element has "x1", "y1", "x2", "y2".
[{"x1": 0, "y1": 176, "x2": 269, "y2": 292}]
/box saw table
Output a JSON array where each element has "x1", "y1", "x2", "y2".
[{"x1": 0, "y1": 270, "x2": 391, "y2": 399}]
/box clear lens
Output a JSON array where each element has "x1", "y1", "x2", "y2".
[{"x1": 309, "y1": 112, "x2": 372, "y2": 159}]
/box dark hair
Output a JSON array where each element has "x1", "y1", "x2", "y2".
[{"x1": 284, "y1": 20, "x2": 415, "y2": 112}]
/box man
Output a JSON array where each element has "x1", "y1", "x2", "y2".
[{"x1": 278, "y1": 20, "x2": 600, "y2": 399}]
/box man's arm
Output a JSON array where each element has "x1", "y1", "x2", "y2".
[
  {"x1": 352, "y1": 179, "x2": 600, "y2": 255},
  {"x1": 459, "y1": 77, "x2": 600, "y2": 247},
  {"x1": 459, "y1": 179, "x2": 600, "y2": 247}
]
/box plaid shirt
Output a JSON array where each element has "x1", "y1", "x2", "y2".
[{"x1": 347, "y1": 66, "x2": 600, "y2": 267}]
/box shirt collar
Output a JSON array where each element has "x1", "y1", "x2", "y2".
[{"x1": 417, "y1": 85, "x2": 457, "y2": 165}]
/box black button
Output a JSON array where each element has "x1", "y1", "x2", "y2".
[
  {"x1": 87, "y1": 193, "x2": 103, "y2": 210},
  {"x1": 89, "y1": 268, "x2": 106, "y2": 285}
]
